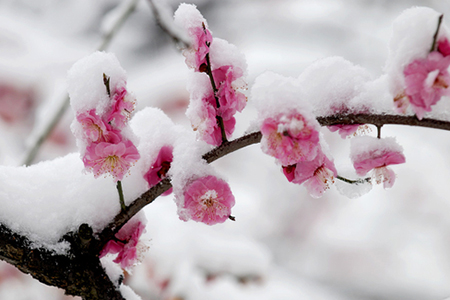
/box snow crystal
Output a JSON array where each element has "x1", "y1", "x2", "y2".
[
  {"x1": 385, "y1": 7, "x2": 448, "y2": 96},
  {"x1": 67, "y1": 51, "x2": 127, "y2": 116}
]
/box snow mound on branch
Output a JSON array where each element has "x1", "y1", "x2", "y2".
[
  {"x1": 298, "y1": 56, "x2": 376, "y2": 115},
  {"x1": 251, "y1": 71, "x2": 310, "y2": 120},
  {"x1": 0, "y1": 154, "x2": 122, "y2": 248},
  {"x1": 251, "y1": 58, "x2": 395, "y2": 121}
]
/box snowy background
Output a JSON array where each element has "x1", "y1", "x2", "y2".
[{"x1": 1, "y1": 0, "x2": 450, "y2": 299}]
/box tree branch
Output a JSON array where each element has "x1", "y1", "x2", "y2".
[
  {"x1": 316, "y1": 113, "x2": 450, "y2": 130},
  {"x1": 98, "y1": 112, "x2": 450, "y2": 249},
  {"x1": 0, "y1": 223, "x2": 124, "y2": 300}
]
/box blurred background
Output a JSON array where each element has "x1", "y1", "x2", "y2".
[{"x1": 1, "y1": 0, "x2": 450, "y2": 299}]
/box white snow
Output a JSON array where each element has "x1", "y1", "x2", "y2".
[
  {"x1": 173, "y1": 3, "x2": 209, "y2": 34},
  {"x1": 67, "y1": 51, "x2": 127, "y2": 116}
]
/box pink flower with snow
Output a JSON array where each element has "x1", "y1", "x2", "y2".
[
  {"x1": 327, "y1": 124, "x2": 361, "y2": 139},
  {"x1": 83, "y1": 139, "x2": 140, "y2": 182},
  {"x1": 282, "y1": 150, "x2": 337, "y2": 198},
  {"x1": 260, "y1": 111, "x2": 320, "y2": 166},
  {"x1": 213, "y1": 65, "x2": 247, "y2": 119},
  {"x1": 107, "y1": 85, "x2": 136, "y2": 129},
  {"x1": 189, "y1": 92, "x2": 236, "y2": 146},
  {"x1": 100, "y1": 221, "x2": 146, "y2": 270},
  {"x1": 403, "y1": 51, "x2": 450, "y2": 119},
  {"x1": 144, "y1": 145, "x2": 174, "y2": 196},
  {"x1": 185, "y1": 26, "x2": 213, "y2": 71},
  {"x1": 351, "y1": 136, "x2": 405, "y2": 188},
  {"x1": 182, "y1": 175, "x2": 235, "y2": 225},
  {"x1": 76, "y1": 109, "x2": 120, "y2": 143}
]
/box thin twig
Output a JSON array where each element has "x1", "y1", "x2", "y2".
[
  {"x1": 204, "y1": 39, "x2": 228, "y2": 144},
  {"x1": 116, "y1": 181, "x2": 126, "y2": 211},
  {"x1": 376, "y1": 124, "x2": 382, "y2": 138},
  {"x1": 97, "y1": 0, "x2": 141, "y2": 52},
  {"x1": 147, "y1": 0, "x2": 191, "y2": 48},
  {"x1": 337, "y1": 175, "x2": 371, "y2": 185},
  {"x1": 431, "y1": 14, "x2": 444, "y2": 52},
  {"x1": 22, "y1": 0, "x2": 140, "y2": 167}
]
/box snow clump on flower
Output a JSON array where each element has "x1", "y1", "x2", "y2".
[
  {"x1": 181, "y1": 175, "x2": 235, "y2": 225},
  {"x1": 350, "y1": 136, "x2": 406, "y2": 188},
  {"x1": 386, "y1": 7, "x2": 450, "y2": 119},
  {"x1": 68, "y1": 51, "x2": 140, "y2": 182}
]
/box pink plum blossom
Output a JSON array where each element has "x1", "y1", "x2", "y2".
[
  {"x1": 260, "y1": 111, "x2": 320, "y2": 166},
  {"x1": 190, "y1": 91, "x2": 236, "y2": 146},
  {"x1": 213, "y1": 65, "x2": 247, "y2": 119},
  {"x1": 403, "y1": 51, "x2": 450, "y2": 119},
  {"x1": 100, "y1": 220, "x2": 146, "y2": 270},
  {"x1": 327, "y1": 124, "x2": 361, "y2": 138},
  {"x1": 144, "y1": 145, "x2": 174, "y2": 196},
  {"x1": 283, "y1": 150, "x2": 337, "y2": 198},
  {"x1": 185, "y1": 26, "x2": 213, "y2": 71},
  {"x1": 83, "y1": 139, "x2": 140, "y2": 182},
  {"x1": 107, "y1": 85, "x2": 136, "y2": 129},
  {"x1": 183, "y1": 175, "x2": 235, "y2": 225},
  {"x1": 76, "y1": 109, "x2": 120, "y2": 143},
  {"x1": 351, "y1": 136, "x2": 405, "y2": 189}
]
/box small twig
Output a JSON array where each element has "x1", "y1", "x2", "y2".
[
  {"x1": 204, "y1": 41, "x2": 228, "y2": 144},
  {"x1": 376, "y1": 124, "x2": 382, "y2": 139},
  {"x1": 147, "y1": 0, "x2": 191, "y2": 48},
  {"x1": 431, "y1": 14, "x2": 444, "y2": 52},
  {"x1": 22, "y1": 0, "x2": 139, "y2": 167},
  {"x1": 337, "y1": 175, "x2": 371, "y2": 185},
  {"x1": 103, "y1": 73, "x2": 111, "y2": 97},
  {"x1": 116, "y1": 181, "x2": 126, "y2": 211}
]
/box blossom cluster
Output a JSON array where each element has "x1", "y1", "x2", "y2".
[
  {"x1": 75, "y1": 80, "x2": 140, "y2": 182},
  {"x1": 69, "y1": 52, "x2": 140, "y2": 182},
  {"x1": 351, "y1": 137, "x2": 406, "y2": 188},
  {"x1": 393, "y1": 13, "x2": 450, "y2": 119},
  {"x1": 261, "y1": 109, "x2": 338, "y2": 198},
  {"x1": 175, "y1": 3, "x2": 247, "y2": 146}
]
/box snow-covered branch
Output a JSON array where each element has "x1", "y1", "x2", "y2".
[
  {"x1": 0, "y1": 223, "x2": 124, "y2": 300},
  {"x1": 317, "y1": 113, "x2": 450, "y2": 131}
]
